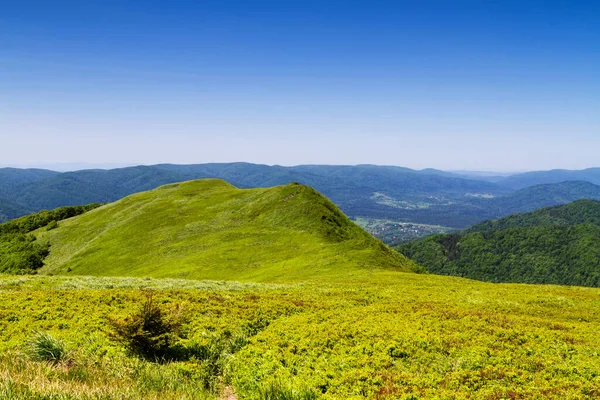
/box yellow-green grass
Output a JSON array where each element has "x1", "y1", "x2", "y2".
[
  {"x1": 37, "y1": 179, "x2": 418, "y2": 282},
  {"x1": 1, "y1": 273, "x2": 600, "y2": 399}
]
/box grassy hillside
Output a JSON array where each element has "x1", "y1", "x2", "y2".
[
  {"x1": 0, "y1": 204, "x2": 100, "y2": 274},
  {"x1": 38, "y1": 179, "x2": 419, "y2": 281},
  {"x1": 398, "y1": 200, "x2": 600, "y2": 287},
  {"x1": 1, "y1": 273, "x2": 600, "y2": 399}
]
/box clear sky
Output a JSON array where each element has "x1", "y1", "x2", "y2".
[{"x1": 1, "y1": 0, "x2": 598, "y2": 171}]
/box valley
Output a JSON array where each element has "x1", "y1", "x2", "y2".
[{"x1": 353, "y1": 217, "x2": 454, "y2": 246}]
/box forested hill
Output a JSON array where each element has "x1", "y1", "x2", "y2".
[
  {"x1": 466, "y1": 199, "x2": 600, "y2": 232},
  {"x1": 397, "y1": 200, "x2": 600, "y2": 287},
  {"x1": 0, "y1": 168, "x2": 59, "y2": 189},
  {"x1": 0, "y1": 204, "x2": 100, "y2": 274}
]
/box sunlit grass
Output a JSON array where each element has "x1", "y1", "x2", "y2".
[{"x1": 1, "y1": 273, "x2": 599, "y2": 399}]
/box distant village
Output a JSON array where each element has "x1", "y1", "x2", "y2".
[{"x1": 355, "y1": 219, "x2": 454, "y2": 246}]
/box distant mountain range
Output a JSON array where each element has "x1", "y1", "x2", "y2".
[
  {"x1": 398, "y1": 199, "x2": 600, "y2": 287},
  {"x1": 0, "y1": 164, "x2": 503, "y2": 226},
  {"x1": 498, "y1": 168, "x2": 600, "y2": 189},
  {"x1": 2, "y1": 163, "x2": 600, "y2": 230},
  {"x1": 0, "y1": 198, "x2": 32, "y2": 222}
]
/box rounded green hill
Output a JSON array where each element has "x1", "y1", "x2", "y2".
[{"x1": 38, "y1": 179, "x2": 420, "y2": 281}]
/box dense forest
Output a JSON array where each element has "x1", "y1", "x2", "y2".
[{"x1": 398, "y1": 200, "x2": 600, "y2": 287}]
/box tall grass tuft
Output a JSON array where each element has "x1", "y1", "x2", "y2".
[{"x1": 26, "y1": 331, "x2": 70, "y2": 364}]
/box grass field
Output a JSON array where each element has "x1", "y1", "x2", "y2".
[{"x1": 1, "y1": 272, "x2": 600, "y2": 399}]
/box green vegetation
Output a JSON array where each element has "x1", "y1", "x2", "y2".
[
  {"x1": 26, "y1": 331, "x2": 71, "y2": 364},
  {"x1": 398, "y1": 200, "x2": 600, "y2": 287},
  {"x1": 1, "y1": 274, "x2": 600, "y2": 399},
  {"x1": 3, "y1": 178, "x2": 600, "y2": 398},
  {"x1": 109, "y1": 290, "x2": 187, "y2": 360},
  {"x1": 0, "y1": 204, "x2": 99, "y2": 273},
  {"x1": 466, "y1": 198, "x2": 600, "y2": 232},
  {"x1": 36, "y1": 179, "x2": 419, "y2": 280},
  {"x1": 258, "y1": 381, "x2": 319, "y2": 400}
]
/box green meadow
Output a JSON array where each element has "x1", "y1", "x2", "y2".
[
  {"x1": 1, "y1": 180, "x2": 600, "y2": 399},
  {"x1": 1, "y1": 273, "x2": 600, "y2": 399}
]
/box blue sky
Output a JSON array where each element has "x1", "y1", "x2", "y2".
[{"x1": 1, "y1": 0, "x2": 598, "y2": 171}]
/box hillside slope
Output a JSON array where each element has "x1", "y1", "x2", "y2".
[
  {"x1": 38, "y1": 179, "x2": 420, "y2": 281},
  {"x1": 0, "y1": 204, "x2": 100, "y2": 273},
  {"x1": 398, "y1": 200, "x2": 600, "y2": 287}
]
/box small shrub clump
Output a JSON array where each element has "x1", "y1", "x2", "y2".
[
  {"x1": 110, "y1": 290, "x2": 187, "y2": 360},
  {"x1": 45, "y1": 220, "x2": 59, "y2": 231}
]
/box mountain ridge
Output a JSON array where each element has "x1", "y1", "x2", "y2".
[{"x1": 36, "y1": 179, "x2": 420, "y2": 281}]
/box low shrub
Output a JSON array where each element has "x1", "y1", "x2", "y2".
[
  {"x1": 45, "y1": 220, "x2": 58, "y2": 231},
  {"x1": 110, "y1": 290, "x2": 187, "y2": 361},
  {"x1": 258, "y1": 380, "x2": 319, "y2": 400}
]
